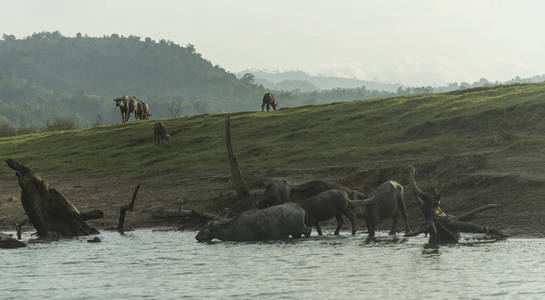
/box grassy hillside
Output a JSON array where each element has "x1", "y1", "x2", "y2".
[{"x1": 2, "y1": 83, "x2": 545, "y2": 234}]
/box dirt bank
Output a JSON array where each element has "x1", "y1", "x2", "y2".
[{"x1": 1, "y1": 152, "x2": 543, "y2": 237}]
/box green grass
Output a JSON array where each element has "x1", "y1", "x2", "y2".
[{"x1": 2, "y1": 82, "x2": 545, "y2": 179}]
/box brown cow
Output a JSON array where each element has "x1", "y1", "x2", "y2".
[
  {"x1": 113, "y1": 96, "x2": 138, "y2": 122},
  {"x1": 136, "y1": 101, "x2": 150, "y2": 120},
  {"x1": 141, "y1": 102, "x2": 151, "y2": 120},
  {"x1": 261, "y1": 93, "x2": 277, "y2": 112},
  {"x1": 113, "y1": 97, "x2": 129, "y2": 123}
]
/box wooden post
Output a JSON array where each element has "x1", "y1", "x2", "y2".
[
  {"x1": 225, "y1": 116, "x2": 250, "y2": 199},
  {"x1": 118, "y1": 184, "x2": 141, "y2": 230}
]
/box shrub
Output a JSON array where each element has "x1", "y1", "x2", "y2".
[{"x1": 45, "y1": 118, "x2": 76, "y2": 131}]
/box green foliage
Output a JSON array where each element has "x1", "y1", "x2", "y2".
[{"x1": 45, "y1": 118, "x2": 77, "y2": 131}]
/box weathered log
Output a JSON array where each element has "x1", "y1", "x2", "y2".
[
  {"x1": 225, "y1": 116, "x2": 250, "y2": 199},
  {"x1": 80, "y1": 209, "x2": 105, "y2": 221},
  {"x1": 0, "y1": 233, "x2": 27, "y2": 249},
  {"x1": 152, "y1": 208, "x2": 222, "y2": 230},
  {"x1": 152, "y1": 209, "x2": 221, "y2": 220},
  {"x1": 454, "y1": 204, "x2": 502, "y2": 222},
  {"x1": 6, "y1": 159, "x2": 99, "y2": 239},
  {"x1": 406, "y1": 165, "x2": 506, "y2": 244},
  {"x1": 118, "y1": 184, "x2": 141, "y2": 230}
]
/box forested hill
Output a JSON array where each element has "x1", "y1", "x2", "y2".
[{"x1": 0, "y1": 32, "x2": 266, "y2": 127}]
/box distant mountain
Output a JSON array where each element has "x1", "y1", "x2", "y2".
[
  {"x1": 255, "y1": 78, "x2": 319, "y2": 93},
  {"x1": 238, "y1": 70, "x2": 403, "y2": 92}
]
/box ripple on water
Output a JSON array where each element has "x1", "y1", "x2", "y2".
[{"x1": 1, "y1": 230, "x2": 545, "y2": 299}]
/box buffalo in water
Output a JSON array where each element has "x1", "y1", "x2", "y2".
[
  {"x1": 350, "y1": 180, "x2": 410, "y2": 241},
  {"x1": 261, "y1": 92, "x2": 278, "y2": 111},
  {"x1": 255, "y1": 180, "x2": 291, "y2": 209},
  {"x1": 405, "y1": 165, "x2": 506, "y2": 244},
  {"x1": 255, "y1": 179, "x2": 367, "y2": 209},
  {"x1": 303, "y1": 189, "x2": 357, "y2": 236},
  {"x1": 195, "y1": 202, "x2": 311, "y2": 242}
]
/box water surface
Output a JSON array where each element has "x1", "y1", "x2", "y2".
[{"x1": 1, "y1": 229, "x2": 544, "y2": 299}]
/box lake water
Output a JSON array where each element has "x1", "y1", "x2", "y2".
[{"x1": 1, "y1": 229, "x2": 544, "y2": 299}]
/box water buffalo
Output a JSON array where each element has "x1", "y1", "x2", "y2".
[
  {"x1": 113, "y1": 97, "x2": 129, "y2": 123},
  {"x1": 255, "y1": 180, "x2": 291, "y2": 209},
  {"x1": 350, "y1": 180, "x2": 410, "y2": 241},
  {"x1": 261, "y1": 92, "x2": 277, "y2": 112},
  {"x1": 126, "y1": 96, "x2": 138, "y2": 120},
  {"x1": 137, "y1": 101, "x2": 151, "y2": 120},
  {"x1": 195, "y1": 202, "x2": 311, "y2": 242},
  {"x1": 113, "y1": 96, "x2": 139, "y2": 122},
  {"x1": 154, "y1": 121, "x2": 170, "y2": 145},
  {"x1": 255, "y1": 179, "x2": 367, "y2": 209},
  {"x1": 302, "y1": 189, "x2": 356, "y2": 236}
]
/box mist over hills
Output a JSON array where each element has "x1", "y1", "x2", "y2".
[
  {"x1": 239, "y1": 69, "x2": 545, "y2": 94},
  {"x1": 238, "y1": 69, "x2": 403, "y2": 92}
]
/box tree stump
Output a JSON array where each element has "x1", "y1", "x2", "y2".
[{"x1": 6, "y1": 159, "x2": 99, "y2": 239}]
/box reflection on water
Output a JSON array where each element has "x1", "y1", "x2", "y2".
[{"x1": 1, "y1": 229, "x2": 544, "y2": 299}]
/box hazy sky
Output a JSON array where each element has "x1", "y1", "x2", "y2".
[{"x1": 1, "y1": 0, "x2": 544, "y2": 85}]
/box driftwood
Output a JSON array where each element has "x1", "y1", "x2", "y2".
[
  {"x1": 225, "y1": 116, "x2": 250, "y2": 199},
  {"x1": 406, "y1": 165, "x2": 506, "y2": 244},
  {"x1": 6, "y1": 159, "x2": 99, "y2": 239},
  {"x1": 80, "y1": 209, "x2": 105, "y2": 221},
  {"x1": 118, "y1": 184, "x2": 141, "y2": 230},
  {"x1": 454, "y1": 204, "x2": 502, "y2": 222},
  {"x1": 14, "y1": 210, "x2": 102, "y2": 240},
  {"x1": 0, "y1": 233, "x2": 26, "y2": 249},
  {"x1": 152, "y1": 208, "x2": 222, "y2": 230}
]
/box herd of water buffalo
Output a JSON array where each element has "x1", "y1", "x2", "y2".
[
  {"x1": 196, "y1": 176, "x2": 411, "y2": 243},
  {"x1": 195, "y1": 167, "x2": 506, "y2": 244}
]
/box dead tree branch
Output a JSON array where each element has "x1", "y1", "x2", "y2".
[
  {"x1": 118, "y1": 184, "x2": 141, "y2": 230},
  {"x1": 225, "y1": 116, "x2": 249, "y2": 199}
]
